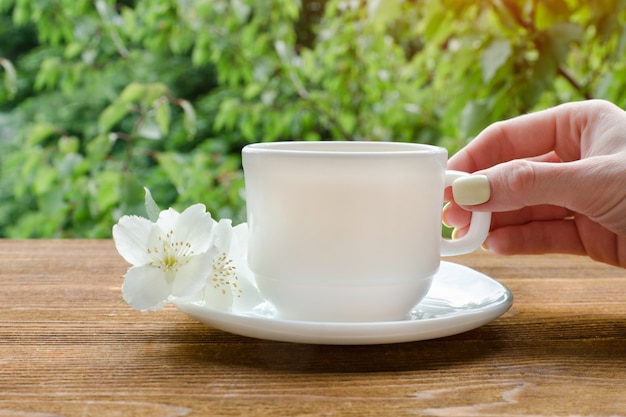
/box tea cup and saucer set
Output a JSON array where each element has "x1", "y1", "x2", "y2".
[{"x1": 175, "y1": 141, "x2": 513, "y2": 345}]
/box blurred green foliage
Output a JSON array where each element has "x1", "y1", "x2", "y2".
[{"x1": 1, "y1": 0, "x2": 626, "y2": 237}]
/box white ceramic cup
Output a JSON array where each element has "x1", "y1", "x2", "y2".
[{"x1": 242, "y1": 141, "x2": 491, "y2": 322}]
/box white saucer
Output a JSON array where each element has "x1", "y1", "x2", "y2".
[{"x1": 174, "y1": 261, "x2": 513, "y2": 345}]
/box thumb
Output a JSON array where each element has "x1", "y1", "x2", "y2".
[{"x1": 452, "y1": 157, "x2": 622, "y2": 221}]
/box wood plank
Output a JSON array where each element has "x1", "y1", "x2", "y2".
[{"x1": 0, "y1": 240, "x2": 625, "y2": 416}]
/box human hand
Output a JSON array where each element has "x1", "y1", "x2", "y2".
[{"x1": 443, "y1": 99, "x2": 626, "y2": 267}]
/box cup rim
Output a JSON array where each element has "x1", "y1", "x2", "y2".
[{"x1": 242, "y1": 141, "x2": 447, "y2": 157}]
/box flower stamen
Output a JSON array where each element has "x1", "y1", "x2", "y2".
[
  {"x1": 147, "y1": 233, "x2": 195, "y2": 273},
  {"x1": 210, "y1": 252, "x2": 242, "y2": 297}
]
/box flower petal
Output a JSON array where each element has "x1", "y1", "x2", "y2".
[
  {"x1": 202, "y1": 282, "x2": 234, "y2": 312},
  {"x1": 230, "y1": 266, "x2": 264, "y2": 312},
  {"x1": 230, "y1": 222, "x2": 249, "y2": 260},
  {"x1": 122, "y1": 265, "x2": 172, "y2": 311},
  {"x1": 172, "y1": 204, "x2": 214, "y2": 253},
  {"x1": 143, "y1": 221, "x2": 167, "y2": 257},
  {"x1": 210, "y1": 218, "x2": 234, "y2": 253},
  {"x1": 112, "y1": 215, "x2": 155, "y2": 266},
  {"x1": 155, "y1": 207, "x2": 180, "y2": 231},
  {"x1": 170, "y1": 251, "x2": 214, "y2": 297},
  {"x1": 227, "y1": 223, "x2": 264, "y2": 311}
]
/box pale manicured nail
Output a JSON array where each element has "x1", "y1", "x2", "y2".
[
  {"x1": 452, "y1": 174, "x2": 490, "y2": 206},
  {"x1": 442, "y1": 202, "x2": 452, "y2": 228}
]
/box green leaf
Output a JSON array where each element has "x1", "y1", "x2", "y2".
[
  {"x1": 137, "y1": 118, "x2": 163, "y2": 140},
  {"x1": 98, "y1": 103, "x2": 130, "y2": 133},
  {"x1": 243, "y1": 83, "x2": 264, "y2": 100},
  {"x1": 156, "y1": 152, "x2": 187, "y2": 191},
  {"x1": 519, "y1": 78, "x2": 545, "y2": 109},
  {"x1": 95, "y1": 170, "x2": 122, "y2": 211},
  {"x1": 179, "y1": 99, "x2": 197, "y2": 138},
  {"x1": 231, "y1": 0, "x2": 251, "y2": 23},
  {"x1": 58, "y1": 136, "x2": 80, "y2": 154},
  {"x1": 491, "y1": 0, "x2": 520, "y2": 30},
  {"x1": 480, "y1": 39, "x2": 512, "y2": 83},
  {"x1": 28, "y1": 123, "x2": 59, "y2": 145},
  {"x1": 615, "y1": 24, "x2": 626, "y2": 58},
  {"x1": 338, "y1": 112, "x2": 357, "y2": 137},
  {"x1": 368, "y1": 0, "x2": 402, "y2": 28},
  {"x1": 535, "y1": 0, "x2": 571, "y2": 29},
  {"x1": 422, "y1": 6, "x2": 448, "y2": 42},
  {"x1": 545, "y1": 22, "x2": 583, "y2": 65},
  {"x1": 191, "y1": 32, "x2": 212, "y2": 66},
  {"x1": 460, "y1": 100, "x2": 491, "y2": 138},
  {"x1": 534, "y1": 40, "x2": 558, "y2": 83},
  {"x1": 118, "y1": 82, "x2": 147, "y2": 104},
  {"x1": 0, "y1": 58, "x2": 17, "y2": 99},
  {"x1": 34, "y1": 57, "x2": 61, "y2": 91},
  {"x1": 143, "y1": 82, "x2": 169, "y2": 106},
  {"x1": 154, "y1": 99, "x2": 171, "y2": 136},
  {"x1": 33, "y1": 165, "x2": 57, "y2": 196},
  {"x1": 144, "y1": 187, "x2": 160, "y2": 222},
  {"x1": 214, "y1": 98, "x2": 240, "y2": 131},
  {"x1": 86, "y1": 134, "x2": 115, "y2": 163},
  {"x1": 64, "y1": 42, "x2": 83, "y2": 60}
]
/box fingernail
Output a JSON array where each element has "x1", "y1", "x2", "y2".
[
  {"x1": 451, "y1": 227, "x2": 459, "y2": 240},
  {"x1": 481, "y1": 235, "x2": 491, "y2": 251},
  {"x1": 452, "y1": 174, "x2": 491, "y2": 206},
  {"x1": 442, "y1": 202, "x2": 452, "y2": 228}
]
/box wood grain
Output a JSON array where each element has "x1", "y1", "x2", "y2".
[{"x1": 1, "y1": 240, "x2": 625, "y2": 416}]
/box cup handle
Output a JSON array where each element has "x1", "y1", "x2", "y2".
[{"x1": 440, "y1": 170, "x2": 492, "y2": 256}]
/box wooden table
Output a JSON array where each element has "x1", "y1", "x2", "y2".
[{"x1": 1, "y1": 239, "x2": 625, "y2": 416}]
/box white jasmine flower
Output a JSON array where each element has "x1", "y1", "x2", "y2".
[
  {"x1": 191, "y1": 219, "x2": 261, "y2": 311},
  {"x1": 113, "y1": 204, "x2": 215, "y2": 311},
  {"x1": 227, "y1": 222, "x2": 264, "y2": 312}
]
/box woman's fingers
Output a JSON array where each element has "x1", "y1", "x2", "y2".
[
  {"x1": 452, "y1": 155, "x2": 626, "y2": 235},
  {"x1": 443, "y1": 203, "x2": 573, "y2": 230},
  {"x1": 448, "y1": 100, "x2": 626, "y2": 174},
  {"x1": 484, "y1": 220, "x2": 584, "y2": 256}
]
